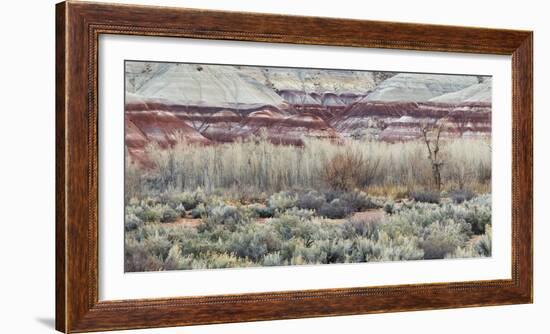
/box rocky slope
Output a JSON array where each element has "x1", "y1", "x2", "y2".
[
  {"x1": 131, "y1": 63, "x2": 287, "y2": 112},
  {"x1": 429, "y1": 80, "x2": 492, "y2": 103},
  {"x1": 124, "y1": 62, "x2": 492, "y2": 163},
  {"x1": 365, "y1": 73, "x2": 479, "y2": 102},
  {"x1": 333, "y1": 75, "x2": 491, "y2": 141}
]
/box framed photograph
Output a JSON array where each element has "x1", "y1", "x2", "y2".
[{"x1": 56, "y1": 1, "x2": 532, "y2": 332}]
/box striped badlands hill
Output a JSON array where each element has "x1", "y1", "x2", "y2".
[
  {"x1": 125, "y1": 62, "x2": 492, "y2": 156},
  {"x1": 260, "y1": 113, "x2": 342, "y2": 145},
  {"x1": 331, "y1": 75, "x2": 492, "y2": 141},
  {"x1": 125, "y1": 94, "x2": 211, "y2": 164},
  {"x1": 124, "y1": 63, "x2": 347, "y2": 147}
]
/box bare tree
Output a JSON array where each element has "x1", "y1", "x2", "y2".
[
  {"x1": 321, "y1": 149, "x2": 380, "y2": 191},
  {"x1": 421, "y1": 122, "x2": 445, "y2": 191}
]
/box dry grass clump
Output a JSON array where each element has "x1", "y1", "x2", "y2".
[
  {"x1": 322, "y1": 148, "x2": 380, "y2": 191},
  {"x1": 126, "y1": 136, "x2": 491, "y2": 197}
]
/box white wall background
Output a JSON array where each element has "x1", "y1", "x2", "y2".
[{"x1": 0, "y1": 0, "x2": 546, "y2": 333}]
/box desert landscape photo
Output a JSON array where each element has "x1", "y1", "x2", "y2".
[{"x1": 124, "y1": 61, "x2": 492, "y2": 272}]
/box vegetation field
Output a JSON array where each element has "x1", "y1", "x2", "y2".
[{"x1": 124, "y1": 136, "x2": 492, "y2": 272}]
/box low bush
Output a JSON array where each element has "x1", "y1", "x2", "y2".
[
  {"x1": 452, "y1": 195, "x2": 491, "y2": 234},
  {"x1": 339, "y1": 191, "x2": 380, "y2": 211},
  {"x1": 200, "y1": 203, "x2": 252, "y2": 232},
  {"x1": 317, "y1": 199, "x2": 352, "y2": 219},
  {"x1": 421, "y1": 219, "x2": 469, "y2": 259},
  {"x1": 296, "y1": 190, "x2": 325, "y2": 211},
  {"x1": 174, "y1": 203, "x2": 186, "y2": 217},
  {"x1": 263, "y1": 252, "x2": 284, "y2": 266},
  {"x1": 316, "y1": 239, "x2": 352, "y2": 264},
  {"x1": 383, "y1": 201, "x2": 395, "y2": 215},
  {"x1": 448, "y1": 189, "x2": 475, "y2": 204},
  {"x1": 167, "y1": 189, "x2": 205, "y2": 210},
  {"x1": 224, "y1": 224, "x2": 282, "y2": 262},
  {"x1": 269, "y1": 214, "x2": 318, "y2": 243},
  {"x1": 124, "y1": 213, "x2": 143, "y2": 231},
  {"x1": 282, "y1": 207, "x2": 316, "y2": 220},
  {"x1": 248, "y1": 203, "x2": 275, "y2": 218},
  {"x1": 342, "y1": 216, "x2": 380, "y2": 239},
  {"x1": 410, "y1": 191, "x2": 441, "y2": 204},
  {"x1": 446, "y1": 246, "x2": 479, "y2": 259},
  {"x1": 268, "y1": 191, "x2": 298, "y2": 212},
  {"x1": 160, "y1": 205, "x2": 179, "y2": 223},
  {"x1": 141, "y1": 205, "x2": 162, "y2": 222},
  {"x1": 474, "y1": 226, "x2": 492, "y2": 257},
  {"x1": 376, "y1": 233, "x2": 424, "y2": 261},
  {"x1": 132, "y1": 203, "x2": 179, "y2": 223},
  {"x1": 190, "y1": 203, "x2": 206, "y2": 218},
  {"x1": 123, "y1": 193, "x2": 492, "y2": 272},
  {"x1": 350, "y1": 238, "x2": 384, "y2": 262}
]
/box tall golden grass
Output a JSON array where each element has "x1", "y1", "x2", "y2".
[{"x1": 126, "y1": 136, "x2": 491, "y2": 198}]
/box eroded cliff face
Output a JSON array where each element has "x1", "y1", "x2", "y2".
[
  {"x1": 124, "y1": 62, "x2": 492, "y2": 164},
  {"x1": 333, "y1": 100, "x2": 491, "y2": 141}
]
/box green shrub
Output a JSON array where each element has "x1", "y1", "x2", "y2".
[
  {"x1": 377, "y1": 233, "x2": 424, "y2": 261},
  {"x1": 448, "y1": 189, "x2": 475, "y2": 204},
  {"x1": 465, "y1": 207, "x2": 491, "y2": 235},
  {"x1": 200, "y1": 203, "x2": 252, "y2": 232},
  {"x1": 323, "y1": 189, "x2": 342, "y2": 203},
  {"x1": 263, "y1": 252, "x2": 284, "y2": 266},
  {"x1": 175, "y1": 203, "x2": 186, "y2": 217},
  {"x1": 224, "y1": 226, "x2": 276, "y2": 262},
  {"x1": 167, "y1": 189, "x2": 205, "y2": 210},
  {"x1": 124, "y1": 192, "x2": 491, "y2": 271},
  {"x1": 339, "y1": 191, "x2": 379, "y2": 211},
  {"x1": 410, "y1": 191, "x2": 441, "y2": 204},
  {"x1": 124, "y1": 239, "x2": 164, "y2": 272},
  {"x1": 248, "y1": 204, "x2": 274, "y2": 218},
  {"x1": 315, "y1": 239, "x2": 352, "y2": 264},
  {"x1": 342, "y1": 216, "x2": 380, "y2": 240},
  {"x1": 379, "y1": 211, "x2": 423, "y2": 240},
  {"x1": 191, "y1": 203, "x2": 207, "y2": 218},
  {"x1": 474, "y1": 227, "x2": 492, "y2": 257},
  {"x1": 269, "y1": 214, "x2": 318, "y2": 243},
  {"x1": 160, "y1": 205, "x2": 178, "y2": 223},
  {"x1": 446, "y1": 246, "x2": 480, "y2": 259},
  {"x1": 142, "y1": 205, "x2": 162, "y2": 222},
  {"x1": 317, "y1": 199, "x2": 352, "y2": 219},
  {"x1": 201, "y1": 252, "x2": 255, "y2": 269},
  {"x1": 383, "y1": 201, "x2": 395, "y2": 215},
  {"x1": 421, "y1": 219, "x2": 469, "y2": 259},
  {"x1": 268, "y1": 191, "x2": 298, "y2": 211},
  {"x1": 297, "y1": 190, "x2": 325, "y2": 211},
  {"x1": 282, "y1": 207, "x2": 316, "y2": 220},
  {"x1": 350, "y1": 238, "x2": 383, "y2": 262},
  {"x1": 125, "y1": 213, "x2": 143, "y2": 231},
  {"x1": 350, "y1": 234, "x2": 424, "y2": 262}
]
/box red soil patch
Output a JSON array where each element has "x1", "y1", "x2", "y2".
[
  {"x1": 165, "y1": 209, "x2": 385, "y2": 228},
  {"x1": 322, "y1": 209, "x2": 386, "y2": 224},
  {"x1": 166, "y1": 218, "x2": 202, "y2": 228}
]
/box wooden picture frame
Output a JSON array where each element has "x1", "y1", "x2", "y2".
[{"x1": 56, "y1": 1, "x2": 533, "y2": 332}]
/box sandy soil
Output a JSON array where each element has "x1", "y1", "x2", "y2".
[
  {"x1": 321, "y1": 209, "x2": 386, "y2": 224},
  {"x1": 168, "y1": 209, "x2": 385, "y2": 227},
  {"x1": 165, "y1": 217, "x2": 202, "y2": 228},
  {"x1": 166, "y1": 209, "x2": 386, "y2": 228}
]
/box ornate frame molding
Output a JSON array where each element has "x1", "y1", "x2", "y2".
[{"x1": 56, "y1": 1, "x2": 532, "y2": 332}]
